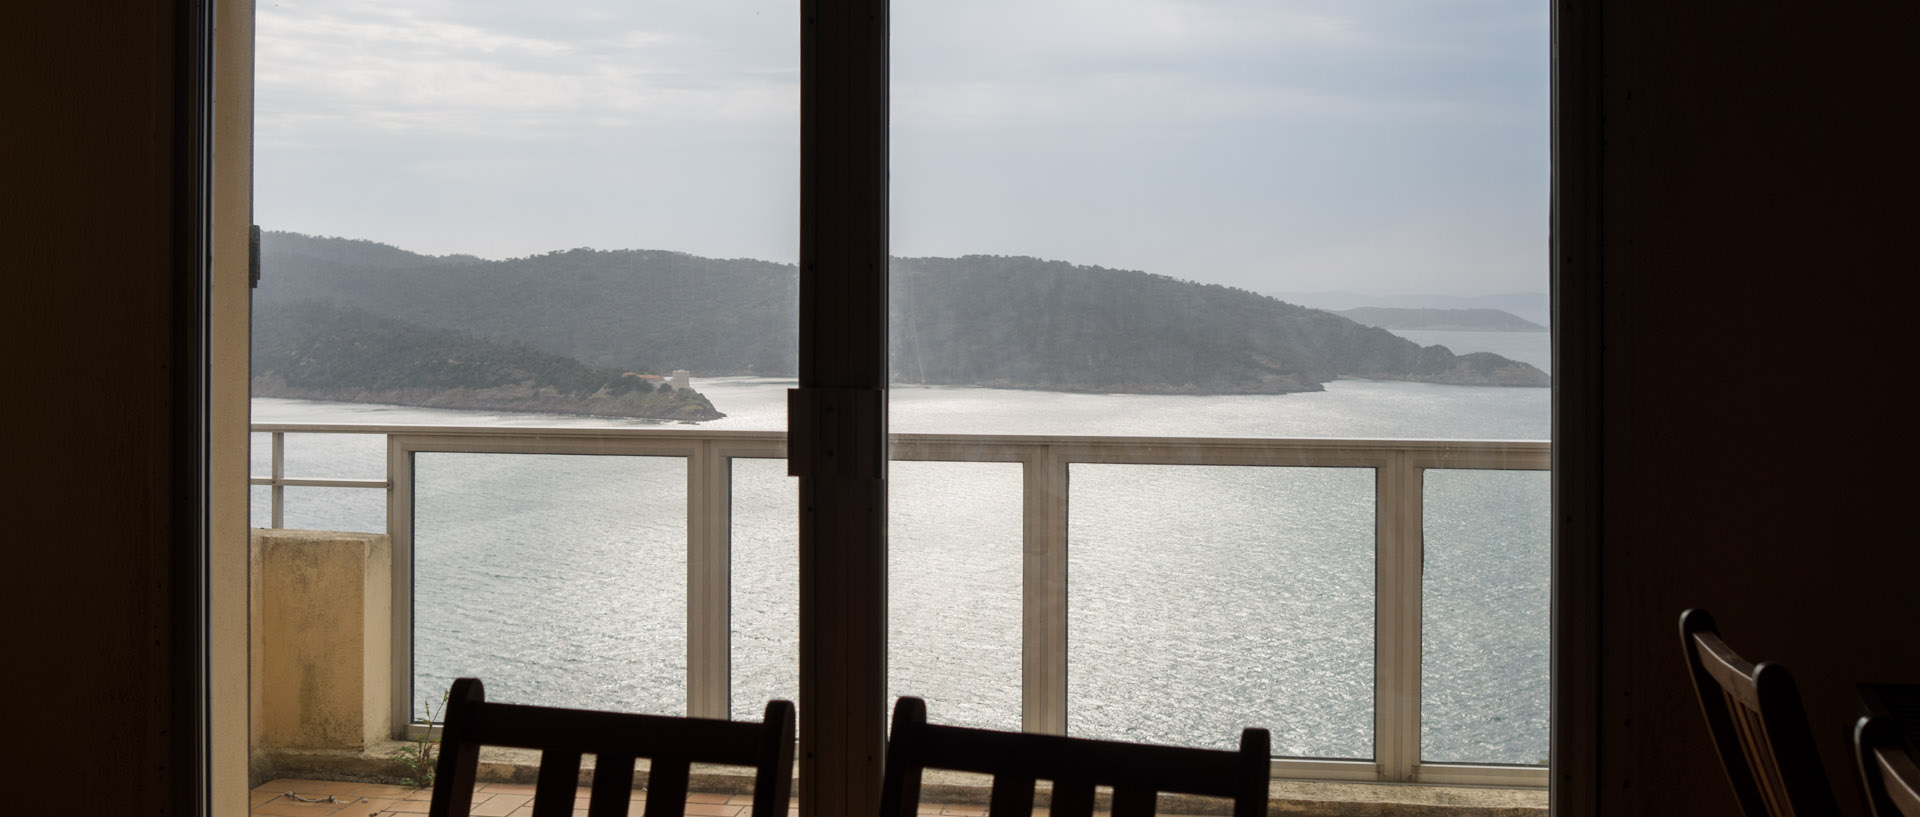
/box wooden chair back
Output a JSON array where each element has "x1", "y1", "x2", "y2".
[
  {"x1": 878, "y1": 696, "x2": 1269, "y2": 817},
  {"x1": 1856, "y1": 715, "x2": 1920, "y2": 817},
  {"x1": 428, "y1": 677, "x2": 795, "y2": 817},
  {"x1": 1678, "y1": 609, "x2": 1836, "y2": 817}
]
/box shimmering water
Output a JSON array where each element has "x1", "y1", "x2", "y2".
[{"x1": 251, "y1": 351, "x2": 1549, "y2": 766}]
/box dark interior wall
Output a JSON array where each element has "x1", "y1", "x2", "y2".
[
  {"x1": 4, "y1": 4, "x2": 186, "y2": 813},
  {"x1": 1596, "y1": 0, "x2": 1919, "y2": 814}
]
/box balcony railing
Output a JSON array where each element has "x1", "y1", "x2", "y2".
[{"x1": 251, "y1": 422, "x2": 1549, "y2": 788}]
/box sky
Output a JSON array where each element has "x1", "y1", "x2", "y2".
[{"x1": 254, "y1": 0, "x2": 1548, "y2": 297}]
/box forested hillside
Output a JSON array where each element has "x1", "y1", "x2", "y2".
[
  {"x1": 257, "y1": 232, "x2": 797, "y2": 376},
  {"x1": 256, "y1": 231, "x2": 1548, "y2": 394},
  {"x1": 252, "y1": 300, "x2": 724, "y2": 420},
  {"x1": 890, "y1": 256, "x2": 1547, "y2": 392}
]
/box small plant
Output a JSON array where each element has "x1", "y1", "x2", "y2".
[{"x1": 392, "y1": 691, "x2": 448, "y2": 788}]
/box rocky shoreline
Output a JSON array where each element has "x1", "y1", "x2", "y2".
[{"x1": 251, "y1": 377, "x2": 725, "y2": 422}]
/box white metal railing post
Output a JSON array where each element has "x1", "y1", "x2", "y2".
[
  {"x1": 1373, "y1": 450, "x2": 1424, "y2": 781},
  {"x1": 386, "y1": 433, "x2": 414, "y2": 735},
  {"x1": 1022, "y1": 444, "x2": 1070, "y2": 735},
  {"x1": 270, "y1": 430, "x2": 285, "y2": 528},
  {"x1": 1399, "y1": 459, "x2": 1427, "y2": 781},
  {"x1": 687, "y1": 439, "x2": 732, "y2": 719}
]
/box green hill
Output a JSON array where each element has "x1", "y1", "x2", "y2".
[
  {"x1": 891, "y1": 255, "x2": 1548, "y2": 392},
  {"x1": 251, "y1": 300, "x2": 723, "y2": 420},
  {"x1": 255, "y1": 231, "x2": 1548, "y2": 394}
]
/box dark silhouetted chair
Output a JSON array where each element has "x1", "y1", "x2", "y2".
[
  {"x1": 428, "y1": 677, "x2": 794, "y2": 817},
  {"x1": 878, "y1": 696, "x2": 1270, "y2": 817},
  {"x1": 1679, "y1": 609, "x2": 1836, "y2": 816},
  {"x1": 1856, "y1": 715, "x2": 1920, "y2": 816}
]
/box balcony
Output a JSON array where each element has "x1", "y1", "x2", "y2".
[{"x1": 248, "y1": 422, "x2": 1549, "y2": 812}]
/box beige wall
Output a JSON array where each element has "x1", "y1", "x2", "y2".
[{"x1": 252, "y1": 531, "x2": 392, "y2": 752}]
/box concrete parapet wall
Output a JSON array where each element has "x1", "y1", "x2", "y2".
[{"x1": 251, "y1": 529, "x2": 393, "y2": 753}]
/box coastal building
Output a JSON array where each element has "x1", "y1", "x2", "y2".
[
  {"x1": 623, "y1": 370, "x2": 697, "y2": 393},
  {"x1": 13, "y1": 3, "x2": 1915, "y2": 816}
]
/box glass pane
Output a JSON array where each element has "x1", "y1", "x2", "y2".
[
  {"x1": 1069, "y1": 464, "x2": 1374, "y2": 757},
  {"x1": 889, "y1": 461, "x2": 1025, "y2": 731},
  {"x1": 249, "y1": 429, "x2": 388, "y2": 530},
  {"x1": 256, "y1": 485, "x2": 385, "y2": 534},
  {"x1": 413, "y1": 453, "x2": 687, "y2": 719},
  {"x1": 892, "y1": 0, "x2": 1550, "y2": 439},
  {"x1": 730, "y1": 457, "x2": 799, "y2": 720},
  {"x1": 894, "y1": 0, "x2": 1546, "y2": 770},
  {"x1": 1421, "y1": 469, "x2": 1550, "y2": 765},
  {"x1": 253, "y1": 0, "x2": 797, "y2": 739},
  {"x1": 281, "y1": 433, "x2": 385, "y2": 482}
]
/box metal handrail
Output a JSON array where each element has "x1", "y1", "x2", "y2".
[{"x1": 250, "y1": 422, "x2": 1549, "y2": 787}]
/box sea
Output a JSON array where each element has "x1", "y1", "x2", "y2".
[{"x1": 250, "y1": 330, "x2": 1551, "y2": 767}]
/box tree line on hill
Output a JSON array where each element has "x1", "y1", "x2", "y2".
[
  {"x1": 254, "y1": 231, "x2": 1549, "y2": 396},
  {"x1": 251, "y1": 299, "x2": 723, "y2": 420}
]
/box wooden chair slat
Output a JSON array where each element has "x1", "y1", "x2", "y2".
[
  {"x1": 460, "y1": 703, "x2": 766, "y2": 765},
  {"x1": 1110, "y1": 786, "x2": 1156, "y2": 817},
  {"x1": 425, "y1": 678, "x2": 794, "y2": 817},
  {"x1": 1230, "y1": 727, "x2": 1270, "y2": 817},
  {"x1": 1678, "y1": 609, "x2": 1836, "y2": 817},
  {"x1": 986, "y1": 774, "x2": 1035, "y2": 817},
  {"x1": 531, "y1": 750, "x2": 583, "y2": 817},
  {"x1": 912, "y1": 724, "x2": 1247, "y2": 794},
  {"x1": 878, "y1": 697, "x2": 1268, "y2": 817},
  {"x1": 642, "y1": 758, "x2": 692, "y2": 817},
  {"x1": 748, "y1": 701, "x2": 796, "y2": 817},
  {"x1": 1048, "y1": 780, "x2": 1096, "y2": 817},
  {"x1": 1857, "y1": 715, "x2": 1920, "y2": 817},
  {"x1": 1883, "y1": 748, "x2": 1920, "y2": 816},
  {"x1": 1695, "y1": 631, "x2": 1764, "y2": 710},
  {"x1": 429, "y1": 679, "x2": 488, "y2": 817},
  {"x1": 589, "y1": 753, "x2": 638, "y2": 817}
]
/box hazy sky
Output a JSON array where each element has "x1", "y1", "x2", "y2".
[{"x1": 255, "y1": 0, "x2": 1547, "y2": 296}]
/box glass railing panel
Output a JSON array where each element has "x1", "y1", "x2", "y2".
[
  {"x1": 1420, "y1": 468, "x2": 1550, "y2": 766},
  {"x1": 1068, "y1": 463, "x2": 1375, "y2": 757},
  {"x1": 250, "y1": 429, "x2": 389, "y2": 530},
  {"x1": 411, "y1": 452, "x2": 687, "y2": 720},
  {"x1": 730, "y1": 456, "x2": 800, "y2": 721},
  {"x1": 888, "y1": 461, "x2": 1025, "y2": 731},
  {"x1": 249, "y1": 430, "x2": 270, "y2": 475},
  {"x1": 254, "y1": 485, "x2": 384, "y2": 533},
  {"x1": 282, "y1": 431, "x2": 386, "y2": 481}
]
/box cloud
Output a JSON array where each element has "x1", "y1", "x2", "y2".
[
  {"x1": 256, "y1": 0, "x2": 796, "y2": 141},
  {"x1": 254, "y1": 0, "x2": 1548, "y2": 295}
]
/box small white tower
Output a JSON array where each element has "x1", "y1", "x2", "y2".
[{"x1": 670, "y1": 369, "x2": 692, "y2": 391}]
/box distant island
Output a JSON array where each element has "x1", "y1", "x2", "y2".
[
  {"x1": 1270, "y1": 291, "x2": 1549, "y2": 327},
  {"x1": 254, "y1": 231, "x2": 1549, "y2": 397},
  {"x1": 252, "y1": 300, "x2": 724, "y2": 421},
  {"x1": 1335, "y1": 307, "x2": 1546, "y2": 332}
]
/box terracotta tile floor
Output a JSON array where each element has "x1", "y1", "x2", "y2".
[
  {"x1": 250, "y1": 779, "x2": 1013, "y2": 817},
  {"x1": 250, "y1": 780, "x2": 788, "y2": 817}
]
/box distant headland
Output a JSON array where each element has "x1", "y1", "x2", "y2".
[
  {"x1": 251, "y1": 300, "x2": 724, "y2": 421},
  {"x1": 252, "y1": 231, "x2": 1548, "y2": 404},
  {"x1": 1334, "y1": 307, "x2": 1545, "y2": 332}
]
